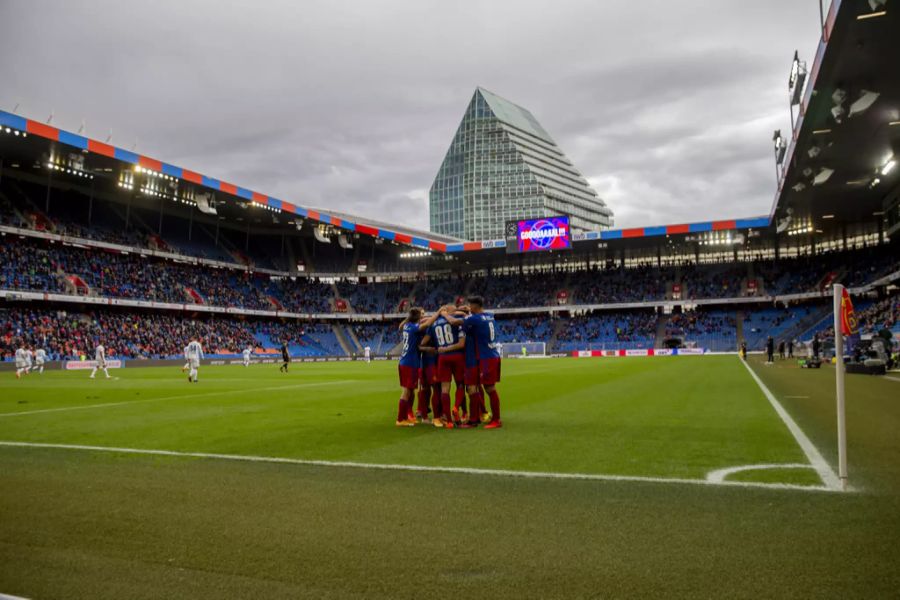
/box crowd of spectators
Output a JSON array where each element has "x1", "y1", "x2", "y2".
[
  {"x1": 495, "y1": 316, "x2": 552, "y2": 345},
  {"x1": 0, "y1": 308, "x2": 257, "y2": 360},
  {"x1": 351, "y1": 322, "x2": 394, "y2": 354},
  {"x1": 2, "y1": 222, "x2": 898, "y2": 315},
  {"x1": 665, "y1": 310, "x2": 736, "y2": 338},
  {"x1": 857, "y1": 296, "x2": 899, "y2": 334},
  {"x1": 679, "y1": 265, "x2": 747, "y2": 299},
  {"x1": 570, "y1": 266, "x2": 666, "y2": 304},
  {"x1": 0, "y1": 307, "x2": 352, "y2": 360},
  {"x1": 555, "y1": 311, "x2": 658, "y2": 350}
]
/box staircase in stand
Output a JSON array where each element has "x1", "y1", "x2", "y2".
[
  {"x1": 345, "y1": 325, "x2": 364, "y2": 354},
  {"x1": 654, "y1": 314, "x2": 669, "y2": 348},
  {"x1": 332, "y1": 325, "x2": 354, "y2": 356}
]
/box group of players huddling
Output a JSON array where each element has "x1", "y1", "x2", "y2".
[
  {"x1": 397, "y1": 296, "x2": 502, "y2": 430},
  {"x1": 11, "y1": 297, "x2": 505, "y2": 431}
]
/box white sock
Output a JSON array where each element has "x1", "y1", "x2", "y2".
[
  {"x1": 90, "y1": 367, "x2": 97, "y2": 377},
  {"x1": 190, "y1": 368, "x2": 197, "y2": 381},
  {"x1": 39, "y1": 366, "x2": 44, "y2": 373},
  {"x1": 103, "y1": 368, "x2": 110, "y2": 378}
]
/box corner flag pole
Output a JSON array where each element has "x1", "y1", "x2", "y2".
[{"x1": 833, "y1": 284, "x2": 848, "y2": 490}]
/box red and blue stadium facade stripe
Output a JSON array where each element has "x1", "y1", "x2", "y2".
[{"x1": 1, "y1": 109, "x2": 770, "y2": 254}]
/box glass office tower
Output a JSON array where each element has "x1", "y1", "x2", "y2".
[{"x1": 429, "y1": 87, "x2": 613, "y2": 241}]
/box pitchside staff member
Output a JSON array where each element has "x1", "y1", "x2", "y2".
[
  {"x1": 280, "y1": 341, "x2": 291, "y2": 373},
  {"x1": 766, "y1": 336, "x2": 775, "y2": 364}
]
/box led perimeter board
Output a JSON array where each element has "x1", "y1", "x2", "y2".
[{"x1": 505, "y1": 216, "x2": 572, "y2": 254}]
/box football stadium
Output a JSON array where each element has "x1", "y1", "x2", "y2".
[{"x1": 2, "y1": 1, "x2": 900, "y2": 598}]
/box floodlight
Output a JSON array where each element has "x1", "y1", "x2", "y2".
[
  {"x1": 813, "y1": 167, "x2": 834, "y2": 186},
  {"x1": 881, "y1": 159, "x2": 896, "y2": 175},
  {"x1": 831, "y1": 106, "x2": 845, "y2": 123},
  {"x1": 848, "y1": 90, "x2": 879, "y2": 118}
]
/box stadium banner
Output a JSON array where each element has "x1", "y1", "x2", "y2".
[{"x1": 64, "y1": 360, "x2": 124, "y2": 370}]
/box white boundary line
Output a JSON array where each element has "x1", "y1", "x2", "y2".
[
  {"x1": 706, "y1": 463, "x2": 816, "y2": 483},
  {"x1": 740, "y1": 359, "x2": 843, "y2": 491},
  {"x1": 884, "y1": 376, "x2": 900, "y2": 383},
  {"x1": 0, "y1": 381, "x2": 353, "y2": 418},
  {"x1": 0, "y1": 440, "x2": 838, "y2": 493}
]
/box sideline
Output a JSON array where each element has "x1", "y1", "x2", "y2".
[
  {"x1": 740, "y1": 359, "x2": 843, "y2": 491},
  {"x1": 0, "y1": 440, "x2": 840, "y2": 493}
]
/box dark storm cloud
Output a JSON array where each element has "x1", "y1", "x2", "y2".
[{"x1": 0, "y1": 0, "x2": 822, "y2": 234}]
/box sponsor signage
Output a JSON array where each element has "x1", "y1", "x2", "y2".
[
  {"x1": 64, "y1": 359, "x2": 123, "y2": 370},
  {"x1": 570, "y1": 348, "x2": 704, "y2": 358}
]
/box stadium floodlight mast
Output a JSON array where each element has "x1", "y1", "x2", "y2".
[{"x1": 772, "y1": 130, "x2": 786, "y2": 179}]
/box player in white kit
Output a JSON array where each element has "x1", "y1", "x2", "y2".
[
  {"x1": 364, "y1": 345, "x2": 371, "y2": 363},
  {"x1": 15, "y1": 346, "x2": 29, "y2": 379},
  {"x1": 242, "y1": 346, "x2": 252, "y2": 367},
  {"x1": 186, "y1": 337, "x2": 204, "y2": 383},
  {"x1": 24, "y1": 348, "x2": 34, "y2": 373},
  {"x1": 34, "y1": 348, "x2": 47, "y2": 374},
  {"x1": 181, "y1": 344, "x2": 191, "y2": 372},
  {"x1": 90, "y1": 344, "x2": 111, "y2": 379}
]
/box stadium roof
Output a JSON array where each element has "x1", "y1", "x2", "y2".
[
  {"x1": 770, "y1": 0, "x2": 900, "y2": 232},
  {"x1": 0, "y1": 108, "x2": 775, "y2": 254}
]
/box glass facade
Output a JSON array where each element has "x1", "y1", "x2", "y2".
[{"x1": 429, "y1": 88, "x2": 613, "y2": 241}]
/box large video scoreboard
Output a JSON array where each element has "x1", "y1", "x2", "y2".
[{"x1": 505, "y1": 215, "x2": 572, "y2": 254}]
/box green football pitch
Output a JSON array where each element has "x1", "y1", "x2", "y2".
[{"x1": 1, "y1": 355, "x2": 898, "y2": 598}]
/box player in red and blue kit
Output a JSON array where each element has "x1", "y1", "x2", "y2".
[
  {"x1": 444, "y1": 297, "x2": 500, "y2": 428},
  {"x1": 396, "y1": 307, "x2": 440, "y2": 427},
  {"x1": 417, "y1": 340, "x2": 440, "y2": 423},
  {"x1": 422, "y1": 305, "x2": 467, "y2": 428},
  {"x1": 462, "y1": 296, "x2": 502, "y2": 428}
]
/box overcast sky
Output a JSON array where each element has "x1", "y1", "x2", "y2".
[{"x1": 1, "y1": 0, "x2": 823, "y2": 233}]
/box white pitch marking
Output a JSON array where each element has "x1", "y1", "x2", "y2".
[
  {"x1": 0, "y1": 381, "x2": 353, "y2": 418},
  {"x1": 0, "y1": 441, "x2": 839, "y2": 493},
  {"x1": 740, "y1": 359, "x2": 843, "y2": 491},
  {"x1": 706, "y1": 463, "x2": 816, "y2": 483},
  {"x1": 884, "y1": 376, "x2": 900, "y2": 383},
  {"x1": 0, "y1": 593, "x2": 32, "y2": 600}
]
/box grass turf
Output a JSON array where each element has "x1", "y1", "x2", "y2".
[
  {"x1": 0, "y1": 356, "x2": 811, "y2": 482},
  {"x1": 1, "y1": 355, "x2": 899, "y2": 598}
]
